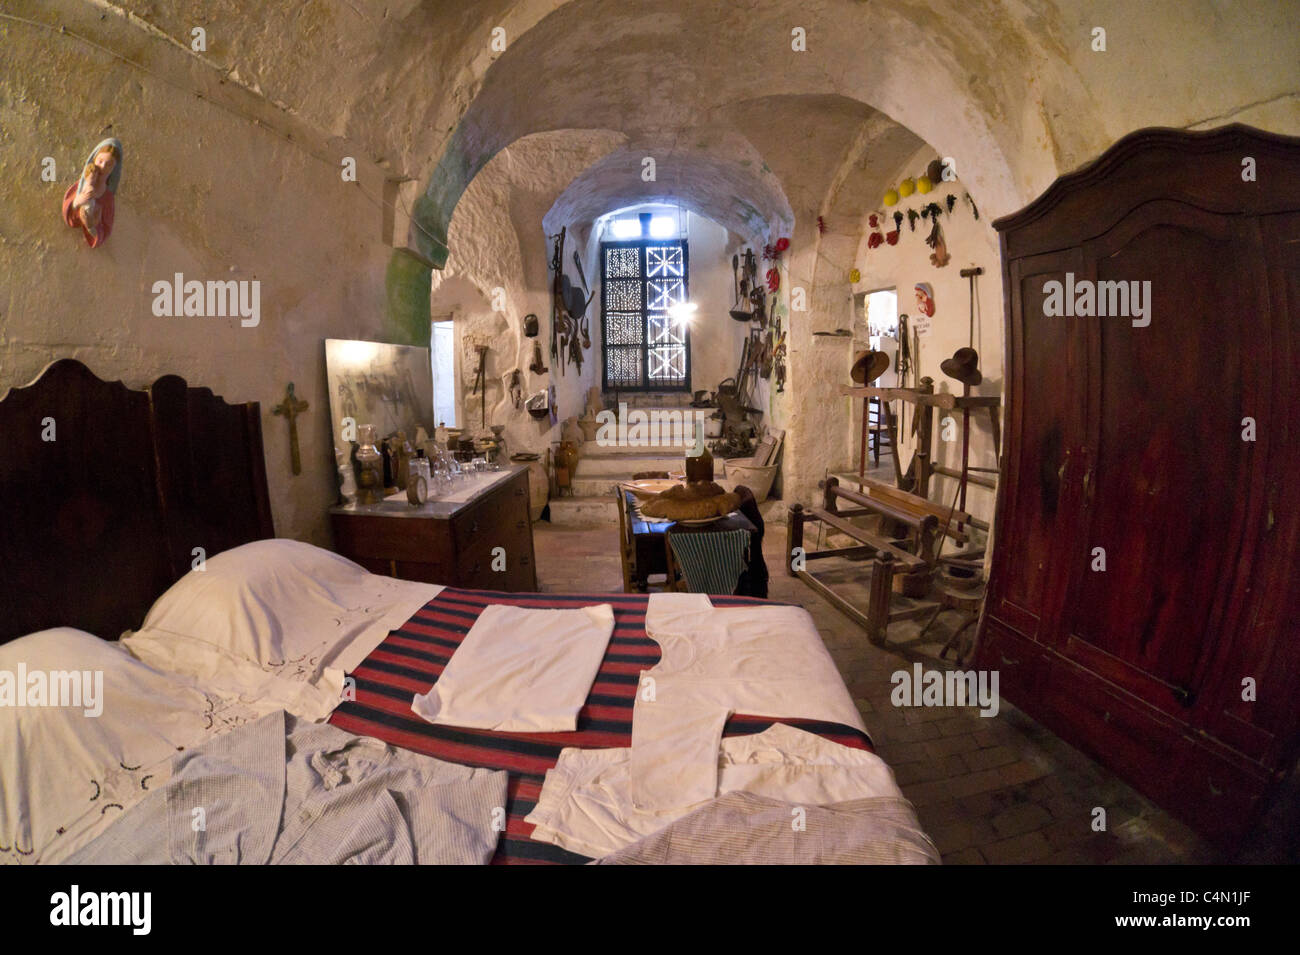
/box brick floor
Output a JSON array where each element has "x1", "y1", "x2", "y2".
[{"x1": 533, "y1": 520, "x2": 1291, "y2": 863}]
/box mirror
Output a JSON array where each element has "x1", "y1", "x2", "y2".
[{"x1": 324, "y1": 339, "x2": 434, "y2": 499}]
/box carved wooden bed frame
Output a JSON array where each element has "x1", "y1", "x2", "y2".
[{"x1": 0, "y1": 359, "x2": 274, "y2": 644}]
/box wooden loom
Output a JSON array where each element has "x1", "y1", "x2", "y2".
[
  {"x1": 839, "y1": 380, "x2": 1001, "y2": 529},
  {"x1": 787, "y1": 476, "x2": 974, "y2": 644}
]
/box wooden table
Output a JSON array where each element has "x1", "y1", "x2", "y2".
[{"x1": 622, "y1": 489, "x2": 757, "y2": 592}]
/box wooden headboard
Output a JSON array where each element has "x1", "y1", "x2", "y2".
[{"x1": 0, "y1": 359, "x2": 274, "y2": 643}]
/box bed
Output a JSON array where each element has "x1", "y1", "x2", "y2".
[
  {"x1": 329, "y1": 586, "x2": 877, "y2": 863},
  {"x1": 0, "y1": 359, "x2": 931, "y2": 865}
]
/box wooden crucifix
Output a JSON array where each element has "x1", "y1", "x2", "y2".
[{"x1": 272, "y1": 382, "x2": 309, "y2": 475}]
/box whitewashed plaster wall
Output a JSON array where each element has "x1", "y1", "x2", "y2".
[
  {"x1": 0, "y1": 11, "x2": 395, "y2": 548},
  {"x1": 429, "y1": 130, "x2": 627, "y2": 461}
]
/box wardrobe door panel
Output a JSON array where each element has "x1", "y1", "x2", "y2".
[
  {"x1": 1058, "y1": 208, "x2": 1265, "y2": 716},
  {"x1": 985, "y1": 249, "x2": 1086, "y2": 642},
  {"x1": 1200, "y1": 211, "x2": 1300, "y2": 766}
]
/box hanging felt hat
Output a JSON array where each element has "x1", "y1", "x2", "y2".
[
  {"x1": 851, "y1": 349, "x2": 891, "y2": 384},
  {"x1": 940, "y1": 347, "x2": 983, "y2": 387}
]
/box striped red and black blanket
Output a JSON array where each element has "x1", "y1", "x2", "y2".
[{"x1": 329, "y1": 587, "x2": 873, "y2": 864}]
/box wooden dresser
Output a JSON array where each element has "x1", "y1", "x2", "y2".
[
  {"x1": 976, "y1": 125, "x2": 1300, "y2": 847},
  {"x1": 330, "y1": 464, "x2": 537, "y2": 591}
]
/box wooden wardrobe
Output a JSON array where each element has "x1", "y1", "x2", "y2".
[{"x1": 976, "y1": 125, "x2": 1300, "y2": 847}]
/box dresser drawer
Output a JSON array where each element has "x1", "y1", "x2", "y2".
[
  {"x1": 456, "y1": 519, "x2": 534, "y2": 590},
  {"x1": 331, "y1": 512, "x2": 452, "y2": 564},
  {"x1": 451, "y1": 472, "x2": 529, "y2": 547}
]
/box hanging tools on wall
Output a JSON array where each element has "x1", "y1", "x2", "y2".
[
  {"x1": 960, "y1": 266, "x2": 983, "y2": 348},
  {"x1": 529, "y1": 340, "x2": 548, "y2": 375},
  {"x1": 897, "y1": 312, "x2": 912, "y2": 434},
  {"x1": 951, "y1": 266, "x2": 986, "y2": 518},
  {"x1": 549, "y1": 227, "x2": 565, "y2": 375},
  {"x1": 550, "y1": 226, "x2": 593, "y2": 376},
  {"x1": 471, "y1": 344, "x2": 490, "y2": 429},
  {"x1": 730, "y1": 249, "x2": 757, "y2": 322},
  {"x1": 571, "y1": 249, "x2": 593, "y2": 350}
]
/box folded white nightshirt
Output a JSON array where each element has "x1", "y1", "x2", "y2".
[
  {"x1": 411, "y1": 603, "x2": 615, "y2": 732},
  {"x1": 631, "y1": 593, "x2": 867, "y2": 811},
  {"x1": 526, "y1": 722, "x2": 901, "y2": 859}
]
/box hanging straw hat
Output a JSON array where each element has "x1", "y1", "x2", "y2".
[
  {"x1": 851, "y1": 349, "x2": 891, "y2": 384},
  {"x1": 940, "y1": 347, "x2": 983, "y2": 386}
]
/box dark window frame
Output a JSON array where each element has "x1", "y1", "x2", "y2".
[{"x1": 599, "y1": 238, "x2": 691, "y2": 393}]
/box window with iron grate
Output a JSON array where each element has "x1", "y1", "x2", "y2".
[{"x1": 600, "y1": 239, "x2": 690, "y2": 391}]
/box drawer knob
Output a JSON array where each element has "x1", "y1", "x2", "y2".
[{"x1": 514, "y1": 487, "x2": 526, "y2": 497}]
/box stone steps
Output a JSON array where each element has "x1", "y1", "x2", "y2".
[
  {"x1": 584, "y1": 402, "x2": 712, "y2": 452},
  {"x1": 547, "y1": 495, "x2": 620, "y2": 525},
  {"x1": 550, "y1": 409, "x2": 731, "y2": 526},
  {"x1": 581, "y1": 442, "x2": 691, "y2": 458},
  {"x1": 575, "y1": 451, "x2": 689, "y2": 477}
]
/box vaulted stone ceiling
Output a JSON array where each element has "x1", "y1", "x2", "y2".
[{"x1": 56, "y1": 0, "x2": 1298, "y2": 266}]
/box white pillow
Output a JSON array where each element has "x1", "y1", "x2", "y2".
[
  {"x1": 0, "y1": 628, "x2": 246, "y2": 864},
  {"x1": 121, "y1": 539, "x2": 440, "y2": 720}
]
